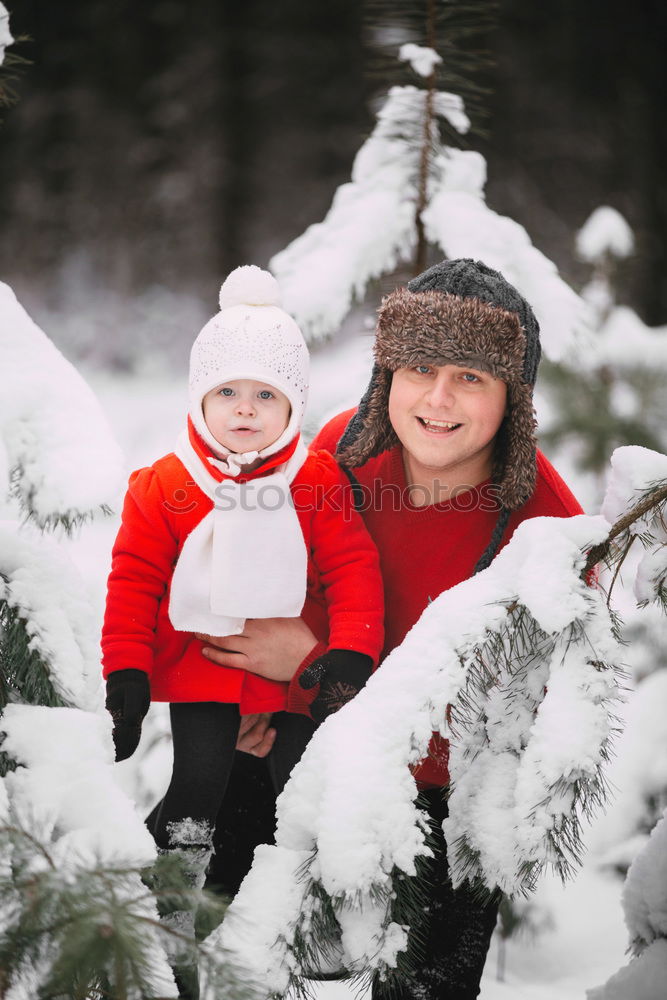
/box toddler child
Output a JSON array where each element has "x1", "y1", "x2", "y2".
[{"x1": 101, "y1": 266, "x2": 384, "y2": 983}]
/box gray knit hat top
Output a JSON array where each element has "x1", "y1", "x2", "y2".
[
  {"x1": 336, "y1": 258, "x2": 542, "y2": 572},
  {"x1": 407, "y1": 258, "x2": 541, "y2": 384}
]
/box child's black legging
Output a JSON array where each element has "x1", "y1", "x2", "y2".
[{"x1": 148, "y1": 702, "x2": 316, "y2": 851}]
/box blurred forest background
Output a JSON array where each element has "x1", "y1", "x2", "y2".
[{"x1": 1, "y1": 0, "x2": 666, "y2": 370}]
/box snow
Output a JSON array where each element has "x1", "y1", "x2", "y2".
[
  {"x1": 2, "y1": 704, "x2": 155, "y2": 865},
  {"x1": 1, "y1": 705, "x2": 178, "y2": 997},
  {"x1": 398, "y1": 43, "x2": 442, "y2": 78},
  {"x1": 4, "y1": 33, "x2": 664, "y2": 1000},
  {"x1": 623, "y1": 809, "x2": 667, "y2": 947},
  {"x1": 601, "y1": 446, "x2": 667, "y2": 527},
  {"x1": 53, "y1": 367, "x2": 655, "y2": 1000},
  {"x1": 270, "y1": 87, "x2": 422, "y2": 342},
  {"x1": 271, "y1": 85, "x2": 584, "y2": 361},
  {"x1": 0, "y1": 3, "x2": 12, "y2": 64},
  {"x1": 432, "y1": 88, "x2": 471, "y2": 134},
  {"x1": 0, "y1": 293, "x2": 177, "y2": 998},
  {"x1": 588, "y1": 940, "x2": 667, "y2": 1000},
  {"x1": 576, "y1": 206, "x2": 635, "y2": 262},
  {"x1": 0, "y1": 432, "x2": 9, "y2": 498},
  {"x1": 0, "y1": 270, "x2": 660, "y2": 996},
  {"x1": 577, "y1": 304, "x2": 667, "y2": 371},
  {"x1": 585, "y1": 645, "x2": 667, "y2": 865},
  {"x1": 634, "y1": 544, "x2": 667, "y2": 605},
  {"x1": 422, "y1": 149, "x2": 587, "y2": 363},
  {"x1": 0, "y1": 282, "x2": 125, "y2": 525},
  {"x1": 202, "y1": 845, "x2": 312, "y2": 996},
  {"x1": 205, "y1": 513, "x2": 621, "y2": 991},
  {"x1": 0, "y1": 521, "x2": 102, "y2": 710},
  {"x1": 600, "y1": 447, "x2": 667, "y2": 605}
]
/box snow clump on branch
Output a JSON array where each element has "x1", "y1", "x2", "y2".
[
  {"x1": 270, "y1": 85, "x2": 586, "y2": 362},
  {"x1": 205, "y1": 513, "x2": 622, "y2": 997},
  {"x1": 398, "y1": 43, "x2": 442, "y2": 78},
  {"x1": 0, "y1": 282, "x2": 124, "y2": 528}
]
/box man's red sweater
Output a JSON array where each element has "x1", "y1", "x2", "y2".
[{"x1": 288, "y1": 408, "x2": 584, "y2": 787}]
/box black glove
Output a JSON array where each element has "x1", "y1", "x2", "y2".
[
  {"x1": 105, "y1": 669, "x2": 151, "y2": 762},
  {"x1": 298, "y1": 649, "x2": 372, "y2": 725}
]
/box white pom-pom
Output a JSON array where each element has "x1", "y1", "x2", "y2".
[{"x1": 219, "y1": 265, "x2": 282, "y2": 310}]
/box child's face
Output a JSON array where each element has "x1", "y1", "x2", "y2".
[
  {"x1": 202, "y1": 379, "x2": 291, "y2": 453},
  {"x1": 388, "y1": 362, "x2": 507, "y2": 486}
]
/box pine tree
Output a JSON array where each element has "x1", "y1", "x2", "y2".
[
  {"x1": 586, "y1": 454, "x2": 667, "y2": 999},
  {"x1": 540, "y1": 206, "x2": 667, "y2": 498},
  {"x1": 0, "y1": 3, "x2": 21, "y2": 116},
  {"x1": 0, "y1": 285, "x2": 247, "y2": 998},
  {"x1": 269, "y1": 0, "x2": 585, "y2": 363},
  {"x1": 0, "y1": 279, "x2": 179, "y2": 998}
]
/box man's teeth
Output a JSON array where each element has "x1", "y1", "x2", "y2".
[{"x1": 421, "y1": 418, "x2": 460, "y2": 429}]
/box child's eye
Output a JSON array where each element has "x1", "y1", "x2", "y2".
[
  {"x1": 220, "y1": 387, "x2": 234, "y2": 396},
  {"x1": 258, "y1": 390, "x2": 274, "y2": 400}
]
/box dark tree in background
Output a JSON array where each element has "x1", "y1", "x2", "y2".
[
  {"x1": 484, "y1": 0, "x2": 667, "y2": 326},
  {"x1": 0, "y1": 0, "x2": 665, "y2": 361},
  {"x1": 0, "y1": 0, "x2": 368, "y2": 307}
]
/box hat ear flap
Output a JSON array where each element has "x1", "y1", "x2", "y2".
[
  {"x1": 336, "y1": 364, "x2": 398, "y2": 468},
  {"x1": 495, "y1": 382, "x2": 538, "y2": 510}
]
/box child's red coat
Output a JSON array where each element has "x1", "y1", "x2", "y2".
[{"x1": 102, "y1": 448, "x2": 384, "y2": 713}]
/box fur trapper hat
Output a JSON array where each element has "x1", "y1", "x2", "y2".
[{"x1": 336, "y1": 258, "x2": 542, "y2": 569}]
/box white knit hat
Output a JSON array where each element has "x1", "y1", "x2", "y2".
[{"x1": 189, "y1": 265, "x2": 309, "y2": 458}]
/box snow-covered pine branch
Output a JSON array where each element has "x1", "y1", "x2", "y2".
[
  {"x1": 594, "y1": 446, "x2": 667, "y2": 611},
  {"x1": 270, "y1": 85, "x2": 468, "y2": 343},
  {"x1": 576, "y1": 206, "x2": 635, "y2": 265},
  {"x1": 0, "y1": 283, "x2": 125, "y2": 718},
  {"x1": 0, "y1": 282, "x2": 124, "y2": 531},
  {"x1": 420, "y1": 148, "x2": 585, "y2": 362},
  {"x1": 587, "y1": 808, "x2": 667, "y2": 1000},
  {"x1": 0, "y1": 3, "x2": 12, "y2": 67},
  {"x1": 204, "y1": 513, "x2": 623, "y2": 998},
  {"x1": 270, "y1": 78, "x2": 586, "y2": 362},
  {"x1": 0, "y1": 282, "x2": 193, "y2": 997},
  {"x1": 0, "y1": 705, "x2": 178, "y2": 999},
  {"x1": 0, "y1": 524, "x2": 104, "y2": 713}
]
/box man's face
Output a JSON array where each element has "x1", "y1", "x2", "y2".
[
  {"x1": 388, "y1": 363, "x2": 507, "y2": 488},
  {"x1": 202, "y1": 379, "x2": 291, "y2": 453}
]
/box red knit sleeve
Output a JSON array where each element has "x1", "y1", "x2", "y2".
[
  {"x1": 307, "y1": 450, "x2": 384, "y2": 663},
  {"x1": 101, "y1": 466, "x2": 179, "y2": 678}
]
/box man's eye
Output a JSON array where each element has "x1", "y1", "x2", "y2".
[
  {"x1": 462, "y1": 373, "x2": 480, "y2": 383},
  {"x1": 415, "y1": 365, "x2": 431, "y2": 375}
]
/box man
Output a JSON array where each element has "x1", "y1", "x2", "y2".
[{"x1": 202, "y1": 258, "x2": 583, "y2": 998}]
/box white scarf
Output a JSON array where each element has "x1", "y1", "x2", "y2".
[{"x1": 168, "y1": 430, "x2": 309, "y2": 636}]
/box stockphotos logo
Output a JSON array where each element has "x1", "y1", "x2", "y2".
[{"x1": 163, "y1": 480, "x2": 502, "y2": 517}]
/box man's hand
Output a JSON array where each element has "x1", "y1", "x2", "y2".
[
  {"x1": 236, "y1": 713, "x2": 276, "y2": 757},
  {"x1": 197, "y1": 616, "x2": 317, "y2": 682}
]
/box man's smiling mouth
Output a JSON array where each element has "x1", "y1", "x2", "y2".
[{"x1": 417, "y1": 417, "x2": 462, "y2": 432}]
